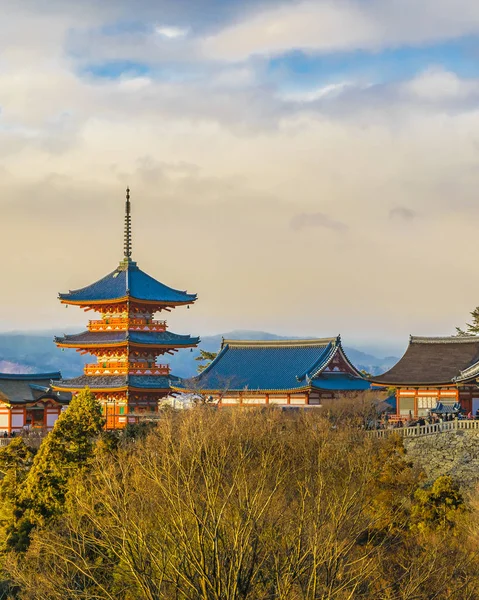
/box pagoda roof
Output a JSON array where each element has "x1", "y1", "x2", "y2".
[
  {"x1": 176, "y1": 337, "x2": 367, "y2": 392},
  {"x1": 53, "y1": 374, "x2": 171, "y2": 391},
  {"x1": 54, "y1": 330, "x2": 200, "y2": 348},
  {"x1": 59, "y1": 261, "x2": 197, "y2": 306},
  {"x1": 0, "y1": 372, "x2": 69, "y2": 405},
  {"x1": 371, "y1": 336, "x2": 479, "y2": 386}
]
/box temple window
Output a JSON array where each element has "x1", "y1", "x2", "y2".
[{"x1": 399, "y1": 396, "x2": 415, "y2": 415}]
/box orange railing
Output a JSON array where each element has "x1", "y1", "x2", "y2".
[
  {"x1": 84, "y1": 362, "x2": 170, "y2": 376},
  {"x1": 88, "y1": 318, "x2": 167, "y2": 332}
]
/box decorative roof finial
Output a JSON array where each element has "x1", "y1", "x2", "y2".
[{"x1": 124, "y1": 186, "x2": 132, "y2": 259}]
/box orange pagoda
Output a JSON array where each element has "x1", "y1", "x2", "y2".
[{"x1": 53, "y1": 188, "x2": 199, "y2": 428}]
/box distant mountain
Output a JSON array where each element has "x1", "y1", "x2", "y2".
[{"x1": 0, "y1": 330, "x2": 398, "y2": 379}]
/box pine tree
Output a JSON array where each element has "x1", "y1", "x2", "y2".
[
  {"x1": 0, "y1": 438, "x2": 34, "y2": 534},
  {"x1": 456, "y1": 306, "x2": 479, "y2": 335},
  {"x1": 6, "y1": 388, "x2": 104, "y2": 551},
  {"x1": 0, "y1": 438, "x2": 34, "y2": 503},
  {"x1": 411, "y1": 475, "x2": 465, "y2": 533},
  {"x1": 195, "y1": 349, "x2": 218, "y2": 373}
]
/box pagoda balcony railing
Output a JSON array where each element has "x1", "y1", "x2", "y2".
[
  {"x1": 88, "y1": 318, "x2": 167, "y2": 332},
  {"x1": 84, "y1": 362, "x2": 171, "y2": 376}
]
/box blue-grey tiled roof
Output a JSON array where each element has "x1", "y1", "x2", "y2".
[
  {"x1": 311, "y1": 374, "x2": 372, "y2": 391},
  {"x1": 0, "y1": 372, "x2": 61, "y2": 381},
  {"x1": 0, "y1": 372, "x2": 63, "y2": 404},
  {"x1": 53, "y1": 374, "x2": 171, "y2": 390},
  {"x1": 177, "y1": 337, "x2": 366, "y2": 392},
  {"x1": 55, "y1": 330, "x2": 200, "y2": 347},
  {"x1": 430, "y1": 402, "x2": 463, "y2": 414},
  {"x1": 59, "y1": 261, "x2": 197, "y2": 305}
]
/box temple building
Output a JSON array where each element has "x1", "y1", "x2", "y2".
[
  {"x1": 371, "y1": 336, "x2": 479, "y2": 419},
  {"x1": 53, "y1": 189, "x2": 199, "y2": 428},
  {"x1": 0, "y1": 372, "x2": 70, "y2": 434},
  {"x1": 174, "y1": 337, "x2": 371, "y2": 406}
]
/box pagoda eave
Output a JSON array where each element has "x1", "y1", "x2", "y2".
[
  {"x1": 59, "y1": 297, "x2": 196, "y2": 310},
  {"x1": 55, "y1": 342, "x2": 197, "y2": 351},
  {"x1": 51, "y1": 384, "x2": 128, "y2": 393}
]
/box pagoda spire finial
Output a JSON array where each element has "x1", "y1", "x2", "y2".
[{"x1": 124, "y1": 186, "x2": 132, "y2": 259}]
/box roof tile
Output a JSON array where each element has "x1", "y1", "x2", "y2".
[{"x1": 59, "y1": 262, "x2": 197, "y2": 305}]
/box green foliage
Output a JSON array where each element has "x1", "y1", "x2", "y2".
[
  {"x1": 387, "y1": 386, "x2": 397, "y2": 397},
  {"x1": 456, "y1": 306, "x2": 479, "y2": 335},
  {"x1": 369, "y1": 434, "x2": 420, "y2": 533},
  {"x1": 123, "y1": 421, "x2": 157, "y2": 441},
  {"x1": 6, "y1": 388, "x2": 104, "y2": 551},
  {"x1": 411, "y1": 475, "x2": 465, "y2": 533},
  {"x1": 194, "y1": 349, "x2": 218, "y2": 373},
  {"x1": 0, "y1": 439, "x2": 34, "y2": 504},
  {"x1": 0, "y1": 439, "x2": 35, "y2": 549}
]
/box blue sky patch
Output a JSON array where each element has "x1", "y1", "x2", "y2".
[
  {"x1": 81, "y1": 61, "x2": 151, "y2": 79},
  {"x1": 266, "y1": 36, "x2": 479, "y2": 92}
]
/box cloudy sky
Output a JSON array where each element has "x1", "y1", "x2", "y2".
[{"x1": 2, "y1": 0, "x2": 479, "y2": 353}]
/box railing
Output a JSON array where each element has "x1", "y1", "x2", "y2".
[
  {"x1": 84, "y1": 362, "x2": 170, "y2": 376},
  {"x1": 88, "y1": 319, "x2": 167, "y2": 332},
  {"x1": 367, "y1": 419, "x2": 479, "y2": 439}
]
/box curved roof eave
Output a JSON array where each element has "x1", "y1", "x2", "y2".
[
  {"x1": 58, "y1": 263, "x2": 197, "y2": 305},
  {"x1": 370, "y1": 334, "x2": 479, "y2": 387}
]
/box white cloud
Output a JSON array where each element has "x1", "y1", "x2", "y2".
[
  {"x1": 281, "y1": 82, "x2": 355, "y2": 102},
  {"x1": 155, "y1": 25, "x2": 190, "y2": 39},
  {"x1": 403, "y1": 69, "x2": 478, "y2": 101},
  {"x1": 2, "y1": 1, "x2": 479, "y2": 343},
  {"x1": 202, "y1": 0, "x2": 479, "y2": 60},
  {"x1": 118, "y1": 76, "x2": 153, "y2": 92}
]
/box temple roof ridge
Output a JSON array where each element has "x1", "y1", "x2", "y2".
[
  {"x1": 221, "y1": 336, "x2": 339, "y2": 350},
  {"x1": 410, "y1": 334, "x2": 479, "y2": 344}
]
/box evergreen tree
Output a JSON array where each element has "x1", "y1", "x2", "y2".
[
  {"x1": 0, "y1": 439, "x2": 34, "y2": 504},
  {"x1": 456, "y1": 306, "x2": 479, "y2": 335},
  {"x1": 195, "y1": 349, "x2": 218, "y2": 373},
  {"x1": 411, "y1": 475, "x2": 465, "y2": 532},
  {"x1": 0, "y1": 438, "x2": 34, "y2": 538},
  {"x1": 7, "y1": 388, "x2": 104, "y2": 551}
]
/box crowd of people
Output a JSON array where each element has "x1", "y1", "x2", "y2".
[{"x1": 370, "y1": 408, "x2": 479, "y2": 430}]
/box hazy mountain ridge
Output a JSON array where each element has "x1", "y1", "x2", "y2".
[{"x1": 0, "y1": 330, "x2": 399, "y2": 378}]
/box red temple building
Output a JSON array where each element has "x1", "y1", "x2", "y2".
[
  {"x1": 53, "y1": 189, "x2": 199, "y2": 428},
  {"x1": 371, "y1": 336, "x2": 479, "y2": 419},
  {"x1": 0, "y1": 372, "x2": 69, "y2": 434}
]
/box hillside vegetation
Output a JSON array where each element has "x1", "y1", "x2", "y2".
[{"x1": 0, "y1": 392, "x2": 476, "y2": 599}]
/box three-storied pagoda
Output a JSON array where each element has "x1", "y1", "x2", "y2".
[{"x1": 53, "y1": 189, "x2": 199, "y2": 428}]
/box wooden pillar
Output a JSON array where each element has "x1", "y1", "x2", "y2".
[
  {"x1": 265, "y1": 394, "x2": 269, "y2": 405},
  {"x1": 287, "y1": 394, "x2": 291, "y2": 405}
]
